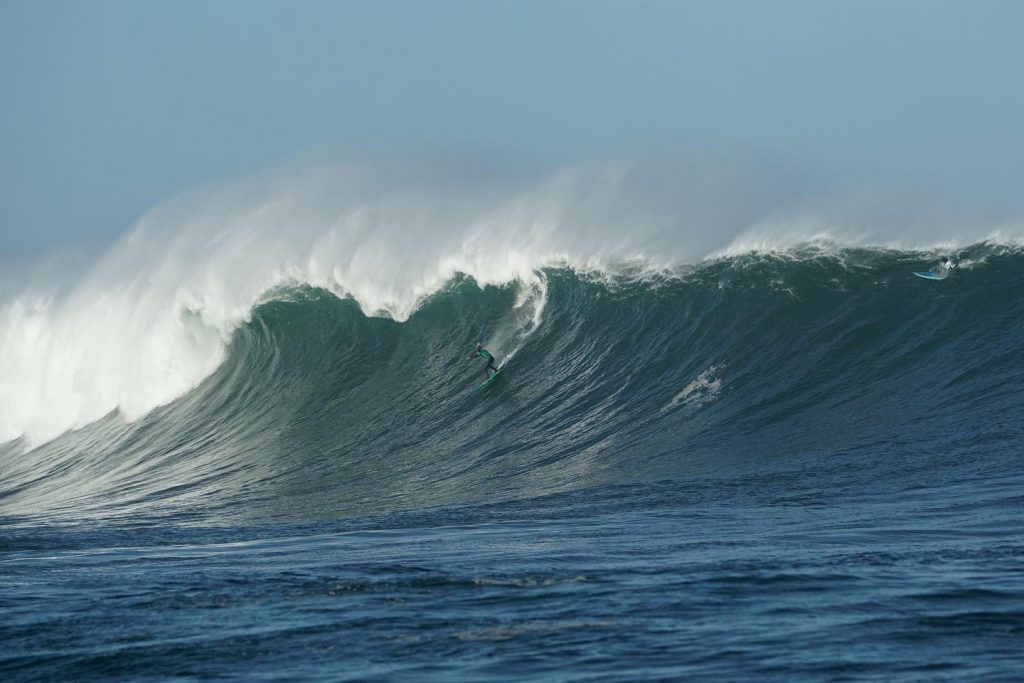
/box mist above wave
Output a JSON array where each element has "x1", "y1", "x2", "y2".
[{"x1": 1, "y1": 155, "x2": 1020, "y2": 447}]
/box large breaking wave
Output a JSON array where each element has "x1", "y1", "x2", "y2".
[{"x1": 1, "y1": 160, "x2": 1022, "y2": 523}]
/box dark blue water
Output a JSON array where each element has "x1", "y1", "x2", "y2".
[
  {"x1": 2, "y1": 247, "x2": 1023, "y2": 680},
  {"x1": 5, "y1": 474, "x2": 1023, "y2": 681}
]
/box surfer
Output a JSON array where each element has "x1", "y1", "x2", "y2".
[
  {"x1": 467, "y1": 341, "x2": 499, "y2": 378},
  {"x1": 939, "y1": 256, "x2": 961, "y2": 272}
]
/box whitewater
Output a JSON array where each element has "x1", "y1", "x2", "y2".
[{"x1": 2, "y1": 159, "x2": 1023, "y2": 681}]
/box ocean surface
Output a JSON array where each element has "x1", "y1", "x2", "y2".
[{"x1": 2, "y1": 238, "x2": 1023, "y2": 680}]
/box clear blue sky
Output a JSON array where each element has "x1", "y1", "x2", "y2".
[{"x1": 2, "y1": 0, "x2": 1022, "y2": 253}]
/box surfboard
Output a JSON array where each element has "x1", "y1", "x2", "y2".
[
  {"x1": 913, "y1": 271, "x2": 946, "y2": 280},
  {"x1": 473, "y1": 369, "x2": 502, "y2": 392}
]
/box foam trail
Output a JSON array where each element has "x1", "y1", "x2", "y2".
[
  {"x1": 1, "y1": 158, "x2": 1021, "y2": 447},
  {"x1": 488, "y1": 277, "x2": 548, "y2": 368}
]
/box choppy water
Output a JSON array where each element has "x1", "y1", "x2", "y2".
[{"x1": 2, "y1": 245, "x2": 1023, "y2": 680}]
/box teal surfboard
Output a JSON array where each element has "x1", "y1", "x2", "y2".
[
  {"x1": 473, "y1": 369, "x2": 503, "y2": 392},
  {"x1": 913, "y1": 271, "x2": 945, "y2": 280}
]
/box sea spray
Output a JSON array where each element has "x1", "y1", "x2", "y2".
[{"x1": 2, "y1": 158, "x2": 1022, "y2": 447}]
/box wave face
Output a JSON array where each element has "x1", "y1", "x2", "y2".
[{"x1": 3, "y1": 244, "x2": 1022, "y2": 523}]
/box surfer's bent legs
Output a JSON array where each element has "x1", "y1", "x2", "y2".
[{"x1": 484, "y1": 358, "x2": 498, "y2": 377}]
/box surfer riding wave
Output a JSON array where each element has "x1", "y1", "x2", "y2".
[{"x1": 467, "y1": 341, "x2": 499, "y2": 378}]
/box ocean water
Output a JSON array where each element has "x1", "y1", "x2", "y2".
[{"x1": 2, "y1": 168, "x2": 1024, "y2": 680}]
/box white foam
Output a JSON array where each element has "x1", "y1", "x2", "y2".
[{"x1": 2, "y1": 158, "x2": 1021, "y2": 447}]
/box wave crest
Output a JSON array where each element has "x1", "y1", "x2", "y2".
[{"x1": 2, "y1": 159, "x2": 1022, "y2": 447}]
